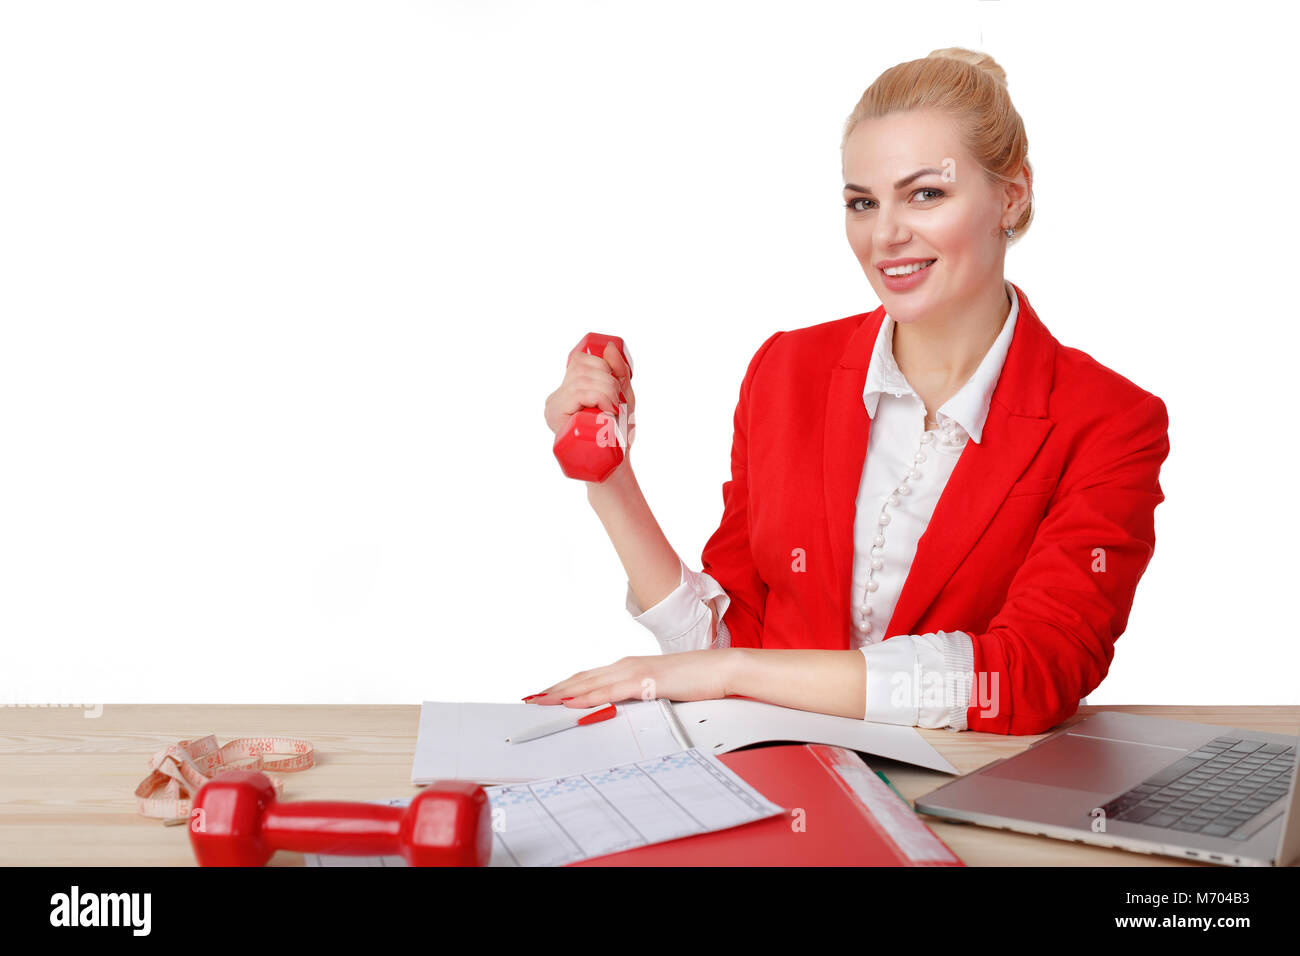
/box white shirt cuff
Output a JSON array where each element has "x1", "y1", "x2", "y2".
[
  {"x1": 624, "y1": 558, "x2": 730, "y2": 653},
  {"x1": 914, "y1": 630, "x2": 974, "y2": 731},
  {"x1": 860, "y1": 630, "x2": 974, "y2": 730}
]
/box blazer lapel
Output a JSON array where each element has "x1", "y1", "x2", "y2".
[{"x1": 884, "y1": 282, "x2": 1056, "y2": 638}]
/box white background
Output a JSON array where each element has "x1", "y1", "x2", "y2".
[{"x1": 2, "y1": 0, "x2": 1296, "y2": 711}]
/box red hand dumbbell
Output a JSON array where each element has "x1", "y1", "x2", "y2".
[
  {"x1": 188, "y1": 770, "x2": 492, "y2": 867},
  {"x1": 553, "y1": 332, "x2": 631, "y2": 483}
]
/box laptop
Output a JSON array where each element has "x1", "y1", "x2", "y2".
[{"x1": 913, "y1": 712, "x2": 1300, "y2": 866}]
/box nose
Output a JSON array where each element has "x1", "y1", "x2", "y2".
[{"x1": 873, "y1": 204, "x2": 910, "y2": 250}]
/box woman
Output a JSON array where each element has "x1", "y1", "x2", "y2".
[{"x1": 537, "y1": 48, "x2": 1169, "y2": 735}]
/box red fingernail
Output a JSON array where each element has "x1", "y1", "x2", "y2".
[
  {"x1": 560, "y1": 697, "x2": 574, "y2": 701},
  {"x1": 521, "y1": 694, "x2": 539, "y2": 701}
]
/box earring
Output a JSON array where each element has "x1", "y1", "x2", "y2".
[{"x1": 1004, "y1": 227, "x2": 1015, "y2": 238}]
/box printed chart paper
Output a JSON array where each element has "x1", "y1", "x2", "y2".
[{"x1": 308, "y1": 747, "x2": 785, "y2": 867}]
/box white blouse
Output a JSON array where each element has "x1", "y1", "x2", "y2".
[{"x1": 627, "y1": 280, "x2": 1049, "y2": 731}]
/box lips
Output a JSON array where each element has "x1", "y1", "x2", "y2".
[
  {"x1": 881, "y1": 259, "x2": 936, "y2": 276},
  {"x1": 879, "y1": 257, "x2": 937, "y2": 291}
]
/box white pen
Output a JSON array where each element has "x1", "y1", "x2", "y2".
[{"x1": 505, "y1": 703, "x2": 619, "y2": 744}]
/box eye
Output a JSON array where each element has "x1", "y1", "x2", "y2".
[{"x1": 843, "y1": 187, "x2": 945, "y2": 212}]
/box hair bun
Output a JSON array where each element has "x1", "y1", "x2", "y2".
[{"x1": 926, "y1": 47, "x2": 1008, "y2": 89}]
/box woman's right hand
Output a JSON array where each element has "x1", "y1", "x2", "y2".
[{"x1": 544, "y1": 338, "x2": 636, "y2": 453}]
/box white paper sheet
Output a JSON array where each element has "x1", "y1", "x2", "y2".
[
  {"x1": 410, "y1": 697, "x2": 956, "y2": 786},
  {"x1": 310, "y1": 747, "x2": 785, "y2": 867},
  {"x1": 673, "y1": 698, "x2": 958, "y2": 774},
  {"x1": 410, "y1": 699, "x2": 686, "y2": 785}
]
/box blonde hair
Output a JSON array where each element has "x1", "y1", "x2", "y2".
[{"x1": 840, "y1": 47, "x2": 1034, "y2": 242}]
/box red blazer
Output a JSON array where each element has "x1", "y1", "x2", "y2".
[{"x1": 701, "y1": 282, "x2": 1170, "y2": 735}]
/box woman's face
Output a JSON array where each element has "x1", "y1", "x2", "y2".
[{"x1": 842, "y1": 109, "x2": 1017, "y2": 325}]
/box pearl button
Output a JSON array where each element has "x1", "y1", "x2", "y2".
[
  {"x1": 871, "y1": 558, "x2": 883, "y2": 570},
  {"x1": 896, "y1": 484, "x2": 910, "y2": 496},
  {"x1": 866, "y1": 580, "x2": 878, "y2": 592},
  {"x1": 873, "y1": 535, "x2": 884, "y2": 547},
  {"x1": 857, "y1": 621, "x2": 871, "y2": 633},
  {"x1": 914, "y1": 453, "x2": 926, "y2": 463},
  {"x1": 878, "y1": 512, "x2": 890, "y2": 526},
  {"x1": 888, "y1": 494, "x2": 900, "y2": 507},
  {"x1": 909, "y1": 468, "x2": 922, "y2": 480},
  {"x1": 870, "y1": 546, "x2": 883, "y2": 557}
]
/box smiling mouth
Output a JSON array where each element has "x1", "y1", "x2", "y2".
[{"x1": 881, "y1": 259, "x2": 937, "y2": 277}]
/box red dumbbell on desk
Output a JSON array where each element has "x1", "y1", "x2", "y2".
[{"x1": 188, "y1": 770, "x2": 492, "y2": 867}]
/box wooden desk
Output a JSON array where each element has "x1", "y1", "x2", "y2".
[{"x1": 3, "y1": 704, "x2": 1296, "y2": 866}]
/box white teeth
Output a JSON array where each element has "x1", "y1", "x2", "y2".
[{"x1": 883, "y1": 260, "x2": 935, "y2": 276}]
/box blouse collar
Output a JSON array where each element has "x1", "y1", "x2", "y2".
[{"x1": 863, "y1": 278, "x2": 1019, "y2": 444}]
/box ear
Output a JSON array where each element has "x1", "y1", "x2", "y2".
[{"x1": 1002, "y1": 162, "x2": 1032, "y2": 227}]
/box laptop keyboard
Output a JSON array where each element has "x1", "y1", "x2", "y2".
[{"x1": 1099, "y1": 736, "x2": 1295, "y2": 840}]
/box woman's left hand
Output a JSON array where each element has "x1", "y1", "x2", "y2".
[{"x1": 527, "y1": 650, "x2": 739, "y2": 709}]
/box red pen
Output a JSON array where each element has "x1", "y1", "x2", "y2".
[{"x1": 505, "y1": 704, "x2": 618, "y2": 744}]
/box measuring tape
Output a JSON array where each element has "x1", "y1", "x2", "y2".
[{"x1": 134, "y1": 734, "x2": 315, "y2": 825}]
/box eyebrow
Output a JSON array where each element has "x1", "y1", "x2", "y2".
[{"x1": 843, "y1": 167, "x2": 945, "y2": 195}]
